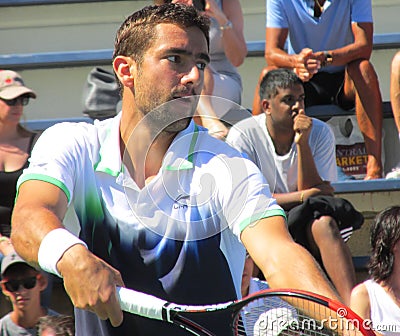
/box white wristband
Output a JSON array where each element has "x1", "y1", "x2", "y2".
[{"x1": 38, "y1": 228, "x2": 88, "y2": 277}]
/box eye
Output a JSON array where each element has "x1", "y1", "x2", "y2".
[
  {"x1": 167, "y1": 55, "x2": 181, "y2": 63},
  {"x1": 196, "y1": 61, "x2": 207, "y2": 71},
  {"x1": 282, "y1": 96, "x2": 296, "y2": 105}
]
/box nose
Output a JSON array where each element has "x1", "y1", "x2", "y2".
[
  {"x1": 292, "y1": 98, "x2": 305, "y2": 112},
  {"x1": 293, "y1": 99, "x2": 301, "y2": 109},
  {"x1": 181, "y1": 63, "x2": 202, "y2": 88}
]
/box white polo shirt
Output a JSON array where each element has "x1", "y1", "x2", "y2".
[{"x1": 17, "y1": 113, "x2": 285, "y2": 335}]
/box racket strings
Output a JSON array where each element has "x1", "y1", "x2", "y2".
[{"x1": 233, "y1": 295, "x2": 367, "y2": 336}]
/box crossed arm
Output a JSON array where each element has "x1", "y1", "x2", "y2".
[{"x1": 265, "y1": 22, "x2": 373, "y2": 82}]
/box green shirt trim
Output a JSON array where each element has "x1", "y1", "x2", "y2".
[
  {"x1": 239, "y1": 209, "x2": 287, "y2": 233},
  {"x1": 17, "y1": 173, "x2": 71, "y2": 202}
]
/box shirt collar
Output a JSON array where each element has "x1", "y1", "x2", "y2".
[
  {"x1": 162, "y1": 120, "x2": 199, "y2": 171},
  {"x1": 95, "y1": 114, "x2": 200, "y2": 176},
  {"x1": 94, "y1": 112, "x2": 122, "y2": 176}
]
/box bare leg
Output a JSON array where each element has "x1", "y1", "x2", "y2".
[
  {"x1": 308, "y1": 216, "x2": 356, "y2": 305},
  {"x1": 344, "y1": 59, "x2": 383, "y2": 179},
  {"x1": 391, "y1": 51, "x2": 400, "y2": 135}
]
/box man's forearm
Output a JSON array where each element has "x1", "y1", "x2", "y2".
[
  {"x1": 265, "y1": 48, "x2": 297, "y2": 69},
  {"x1": 11, "y1": 204, "x2": 63, "y2": 267},
  {"x1": 262, "y1": 242, "x2": 340, "y2": 301},
  {"x1": 297, "y1": 142, "x2": 323, "y2": 190}
]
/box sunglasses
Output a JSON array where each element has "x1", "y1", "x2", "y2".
[
  {"x1": 0, "y1": 96, "x2": 30, "y2": 106},
  {"x1": 2, "y1": 275, "x2": 38, "y2": 292}
]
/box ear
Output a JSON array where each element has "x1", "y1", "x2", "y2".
[
  {"x1": 37, "y1": 273, "x2": 48, "y2": 292},
  {"x1": 0, "y1": 282, "x2": 11, "y2": 298},
  {"x1": 113, "y1": 56, "x2": 136, "y2": 88},
  {"x1": 261, "y1": 98, "x2": 270, "y2": 115}
]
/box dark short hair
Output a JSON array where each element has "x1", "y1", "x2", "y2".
[
  {"x1": 113, "y1": 3, "x2": 210, "y2": 65},
  {"x1": 369, "y1": 206, "x2": 400, "y2": 282},
  {"x1": 259, "y1": 68, "x2": 303, "y2": 100},
  {"x1": 37, "y1": 315, "x2": 75, "y2": 336}
]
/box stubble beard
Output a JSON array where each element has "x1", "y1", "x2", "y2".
[{"x1": 135, "y1": 77, "x2": 198, "y2": 135}]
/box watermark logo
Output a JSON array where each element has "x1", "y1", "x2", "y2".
[{"x1": 255, "y1": 306, "x2": 400, "y2": 334}]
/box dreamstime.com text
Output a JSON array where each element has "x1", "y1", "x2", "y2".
[{"x1": 256, "y1": 307, "x2": 400, "y2": 333}]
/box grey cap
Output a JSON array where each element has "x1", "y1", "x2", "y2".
[{"x1": 1, "y1": 252, "x2": 31, "y2": 276}]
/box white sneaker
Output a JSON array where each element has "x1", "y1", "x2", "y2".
[{"x1": 386, "y1": 167, "x2": 400, "y2": 179}]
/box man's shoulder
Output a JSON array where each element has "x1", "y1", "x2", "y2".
[
  {"x1": 0, "y1": 313, "x2": 11, "y2": 324},
  {"x1": 311, "y1": 118, "x2": 333, "y2": 132},
  {"x1": 41, "y1": 119, "x2": 96, "y2": 140},
  {"x1": 0, "y1": 314, "x2": 23, "y2": 335},
  {"x1": 197, "y1": 129, "x2": 246, "y2": 158},
  {"x1": 309, "y1": 118, "x2": 335, "y2": 147},
  {"x1": 37, "y1": 116, "x2": 116, "y2": 150},
  {"x1": 227, "y1": 115, "x2": 265, "y2": 140}
]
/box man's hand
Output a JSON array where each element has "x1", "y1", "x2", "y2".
[
  {"x1": 294, "y1": 109, "x2": 312, "y2": 144},
  {"x1": 57, "y1": 244, "x2": 125, "y2": 327},
  {"x1": 307, "y1": 181, "x2": 335, "y2": 198},
  {"x1": 293, "y1": 48, "x2": 321, "y2": 82}
]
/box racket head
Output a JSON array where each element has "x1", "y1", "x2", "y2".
[{"x1": 232, "y1": 289, "x2": 376, "y2": 336}]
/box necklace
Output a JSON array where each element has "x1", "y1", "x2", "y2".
[{"x1": 313, "y1": 0, "x2": 324, "y2": 17}]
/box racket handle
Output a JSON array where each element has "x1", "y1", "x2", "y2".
[{"x1": 116, "y1": 286, "x2": 168, "y2": 321}]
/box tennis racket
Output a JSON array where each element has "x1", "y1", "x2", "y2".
[{"x1": 117, "y1": 286, "x2": 375, "y2": 336}]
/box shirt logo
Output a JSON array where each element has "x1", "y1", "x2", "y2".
[{"x1": 173, "y1": 193, "x2": 190, "y2": 209}]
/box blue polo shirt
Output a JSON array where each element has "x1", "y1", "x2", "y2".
[{"x1": 267, "y1": 0, "x2": 373, "y2": 72}]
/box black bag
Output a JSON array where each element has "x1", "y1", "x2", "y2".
[{"x1": 82, "y1": 67, "x2": 120, "y2": 120}]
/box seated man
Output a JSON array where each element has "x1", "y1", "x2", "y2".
[
  {"x1": 252, "y1": 0, "x2": 383, "y2": 180},
  {"x1": 228, "y1": 69, "x2": 362, "y2": 305},
  {"x1": 0, "y1": 252, "x2": 58, "y2": 335}
]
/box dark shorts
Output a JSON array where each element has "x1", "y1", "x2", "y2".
[
  {"x1": 286, "y1": 196, "x2": 363, "y2": 250},
  {"x1": 303, "y1": 71, "x2": 355, "y2": 110}
]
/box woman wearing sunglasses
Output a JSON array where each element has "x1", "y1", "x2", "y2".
[
  {"x1": 0, "y1": 252, "x2": 58, "y2": 335},
  {"x1": 0, "y1": 70, "x2": 39, "y2": 251}
]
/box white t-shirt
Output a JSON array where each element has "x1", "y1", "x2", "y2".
[{"x1": 226, "y1": 114, "x2": 337, "y2": 194}]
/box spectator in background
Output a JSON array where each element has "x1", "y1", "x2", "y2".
[
  {"x1": 228, "y1": 69, "x2": 361, "y2": 304},
  {"x1": 37, "y1": 315, "x2": 74, "y2": 336},
  {"x1": 0, "y1": 71, "x2": 54, "y2": 310},
  {"x1": 0, "y1": 252, "x2": 58, "y2": 336},
  {"x1": 11, "y1": 5, "x2": 340, "y2": 335},
  {"x1": 0, "y1": 70, "x2": 39, "y2": 245},
  {"x1": 252, "y1": 0, "x2": 383, "y2": 180},
  {"x1": 350, "y1": 206, "x2": 400, "y2": 335},
  {"x1": 387, "y1": 51, "x2": 400, "y2": 179}
]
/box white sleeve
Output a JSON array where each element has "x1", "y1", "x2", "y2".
[
  {"x1": 216, "y1": 155, "x2": 285, "y2": 238},
  {"x1": 17, "y1": 122, "x2": 93, "y2": 205},
  {"x1": 310, "y1": 120, "x2": 338, "y2": 182}
]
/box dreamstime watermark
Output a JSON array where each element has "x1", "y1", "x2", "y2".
[{"x1": 256, "y1": 306, "x2": 400, "y2": 334}]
